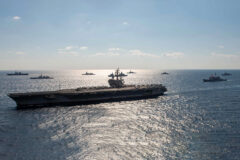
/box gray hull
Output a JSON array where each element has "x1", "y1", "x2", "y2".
[
  {"x1": 8, "y1": 85, "x2": 167, "y2": 109},
  {"x1": 203, "y1": 79, "x2": 226, "y2": 82}
]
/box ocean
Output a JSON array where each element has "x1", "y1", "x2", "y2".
[{"x1": 0, "y1": 70, "x2": 240, "y2": 160}]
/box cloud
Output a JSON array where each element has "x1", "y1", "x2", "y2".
[
  {"x1": 129, "y1": 50, "x2": 160, "y2": 57},
  {"x1": 91, "y1": 48, "x2": 184, "y2": 59},
  {"x1": 94, "y1": 52, "x2": 105, "y2": 56},
  {"x1": 58, "y1": 49, "x2": 78, "y2": 56},
  {"x1": 65, "y1": 46, "x2": 75, "y2": 50},
  {"x1": 164, "y1": 52, "x2": 184, "y2": 58},
  {"x1": 122, "y1": 21, "x2": 129, "y2": 25},
  {"x1": 109, "y1": 52, "x2": 120, "y2": 56},
  {"x1": 64, "y1": 46, "x2": 88, "y2": 50},
  {"x1": 58, "y1": 45, "x2": 88, "y2": 55},
  {"x1": 63, "y1": 51, "x2": 78, "y2": 56},
  {"x1": 15, "y1": 51, "x2": 25, "y2": 55},
  {"x1": 211, "y1": 52, "x2": 238, "y2": 58},
  {"x1": 108, "y1": 48, "x2": 120, "y2": 51},
  {"x1": 218, "y1": 45, "x2": 224, "y2": 49},
  {"x1": 13, "y1": 16, "x2": 21, "y2": 20},
  {"x1": 92, "y1": 48, "x2": 122, "y2": 56},
  {"x1": 79, "y1": 46, "x2": 88, "y2": 50},
  {"x1": 93, "y1": 52, "x2": 120, "y2": 56}
]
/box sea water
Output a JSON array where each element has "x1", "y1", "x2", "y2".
[{"x1": 0, "y1": 70, "x2": 240, "y2": 160}]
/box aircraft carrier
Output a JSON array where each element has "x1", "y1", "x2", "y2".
[{"x1": 8, "y1": 69, "x2": 167, "y2": 109}]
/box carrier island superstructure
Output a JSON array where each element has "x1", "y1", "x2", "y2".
[{"x1": 8, "y1": 69, "x2": 167, "y2": 109}]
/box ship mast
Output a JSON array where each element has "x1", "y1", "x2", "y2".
[{"x1": 115, "y1": 68, "x2": 120, "y2": 80}]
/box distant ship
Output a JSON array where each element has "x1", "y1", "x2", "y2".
[
  {"x1": 82, "y1": 72, "x2": 95, "y2": 75},
  {"x1": 203, "y1": 74, "x2": 226, "y2": 82},
  {"x1": 7, "y1": 72, "x2": 28, "y2": 76},
  {"x1": 30, "y1": 74, "x2": 53, "y2": 79},
  {"x1": 119, "y1": 72, "x2": 127, "y2": 77},
  {"x1": 8, "y1": 68, "x2": 167, "y2": 109},
  {"x1": 127, "y1": 70, "x2": 136, "y2": 74},
  {"x1": 221, "y1": 72, "x2": 232, "y2": 76},
  {"x1": 161, "y1": 72, "x2": 169, "y2": 75}
]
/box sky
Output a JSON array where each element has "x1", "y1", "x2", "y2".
[{"x1": 1, "y1": 0, "x2": 240, "y2": 70}]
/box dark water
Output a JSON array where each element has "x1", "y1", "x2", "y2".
[{"x1": 0, "y1": 70, "x2": 240, "y2": 160}]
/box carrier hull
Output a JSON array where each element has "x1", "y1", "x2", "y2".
[{"x1": 8, "y1": 85, "x2": 167, "y2": 109}]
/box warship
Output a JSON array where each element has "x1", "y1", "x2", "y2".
[
  {"x1": 127, "y1": 70, "x2": 136, "y2": 74},
  {"x1": 7, "y1": 72, "x2": 28, "y2": 76},
  {"x1": 8, "y1": 69, "x2": 167, "y2": 109},
  {"x1": 161, "y1": 72, "x2": 169, "y2": 75},
  {"x1": 82, "y1": 72, "x2": 95, "y2": 75},
  {"x1": 30, "y1": 74, "x2": 53, "y2": 79},
  {"x1": 203, "y1": 74, "x2": 226, "y2": 82},
  {"x1": 221, "y1": 72, "x2": 232, "y2": 76}
]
